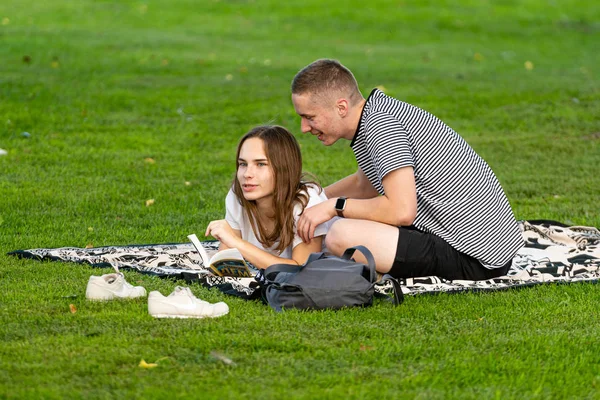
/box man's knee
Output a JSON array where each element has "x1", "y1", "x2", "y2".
[{"x1": 325, "y1": 219, "x2": 350, "y2": 255}]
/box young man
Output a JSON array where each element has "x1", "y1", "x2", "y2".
[{"x1": 291, "y1": 59, "x2": 523, "y2": 281}]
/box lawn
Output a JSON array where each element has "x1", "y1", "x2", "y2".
[{"x1": 1, "y1": 0, "x2": 599, "y2": 398}]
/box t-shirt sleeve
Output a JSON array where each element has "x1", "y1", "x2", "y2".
[
  {"x1": 224, "y1": 189, "x2": 242, "y2": 230},
  {"x1": 363, "y1": 111, "x2": 414, "y2": 181},
  {"x1": 291, "y1": 186, "x2": 332, "y2": 249}
]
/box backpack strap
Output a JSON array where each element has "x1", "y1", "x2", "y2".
[
  {"x1": 341, "y1": 245, "x2": 376, "y2": 268},
  {"x1": 341, "y1": 245, "x2": 377, "y2": 282},
  {"x1": 343, "y1": 247, "x2": 404, "y2": 305},
  {"x1": 379, "y1": 275, "x2": 404, "y2": 305}
]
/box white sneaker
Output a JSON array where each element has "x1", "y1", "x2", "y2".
[
  {"x1": 148, "y1": 286, "x2": 229, "y2": 319},
  {"x1": 86, "y1": 273, "x2": 147, "y2": 301}
]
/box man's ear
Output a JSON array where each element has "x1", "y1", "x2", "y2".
[{"x1": 336, "y1": 98, "x2": 349, "y2": 117}]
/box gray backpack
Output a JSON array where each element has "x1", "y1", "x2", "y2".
[{"x1": 263, "y1": 246, "x2": 403, "y2": 312}]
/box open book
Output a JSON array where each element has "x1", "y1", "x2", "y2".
[{"x1": 187, "y1": 234, "x2": 253, "y2": 277}]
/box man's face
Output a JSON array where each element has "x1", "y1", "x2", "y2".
[{"x1": 292, "y1": 93, "x2": 344, "y2": 146}]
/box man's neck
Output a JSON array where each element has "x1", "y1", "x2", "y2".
[{"x1": 344, "y1": 98, "x2": 366, "y2": 140}]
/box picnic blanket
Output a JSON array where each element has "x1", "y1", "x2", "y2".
[{"x1": 8, "y1": 220, "x2": 600, "y2": 298}]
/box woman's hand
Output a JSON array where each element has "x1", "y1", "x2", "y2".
[
  {"x1": 205, "y1": 220, "x2": 241, "y2": 249},
  {"x1": 297, "y1": 198, "x2": 336, "y2": 243}
]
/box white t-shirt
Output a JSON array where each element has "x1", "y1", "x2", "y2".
[{"x1": 225, "y1": 184, "x2": 332, "y2": 259}]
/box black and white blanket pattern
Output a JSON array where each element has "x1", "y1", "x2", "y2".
[{"x1": 8, "y1": 221, "x2": 600, "y2": 298}]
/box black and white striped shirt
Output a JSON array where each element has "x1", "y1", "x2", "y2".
[{"x1": 351, "y1": 89, "x2": 523, "y2": 269}]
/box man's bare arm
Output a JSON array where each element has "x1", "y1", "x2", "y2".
[
  {"x1": 297, "y1": 167, "x2": 417, "y2": 242},
  {"x1": 325, "y1": 168, "x2": 379, "y2": 199},
  {"x1": 335, "y1": 167, "x2": 417, "y2": 226}
]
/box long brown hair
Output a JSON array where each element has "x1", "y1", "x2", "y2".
[{"x1": 232, "y1": 125, "x2": 319, "y2": 253}]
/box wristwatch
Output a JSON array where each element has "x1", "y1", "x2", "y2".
[{"x1": 335, "y1": 196, "x2": 348, "y2": 218}]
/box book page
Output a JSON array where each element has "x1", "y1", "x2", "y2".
[
  {"x1": 187, "y1": 233, "x2": 210, "y2": 268},
  {"x1": 209, "y1": 248, "x2": 253, "y2": 277},
  {"x1": 209, "y1": 248, "x2": 244, "y2": 264}
]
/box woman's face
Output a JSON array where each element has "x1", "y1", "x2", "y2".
[{"x1": 237, "y1": 137, "x2": 275, "y2": 206}]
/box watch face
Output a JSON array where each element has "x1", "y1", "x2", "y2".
[{"x1": 335, "y1": 197, "x2": 346, "y2": 211}]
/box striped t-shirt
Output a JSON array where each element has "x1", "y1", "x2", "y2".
[{"x1": 351, "y1": 89, "x2": 523, "y2": 269}]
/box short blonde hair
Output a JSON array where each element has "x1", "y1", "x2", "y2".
[{"x1": 292, "y1": 59, "x2": 362, "y2": 105}]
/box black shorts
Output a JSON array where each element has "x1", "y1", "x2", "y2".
[{"x1": 388, "y1": 227, "x2": 511, "y2": 281}]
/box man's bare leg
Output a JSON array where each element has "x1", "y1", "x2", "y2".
[{"x1": 325, "y1": 219, "x2": 399, "y2": 273}]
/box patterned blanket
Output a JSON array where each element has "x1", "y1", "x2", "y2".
[{"x1": 8, "y1": 220, "x2": 600, "y2": 298}]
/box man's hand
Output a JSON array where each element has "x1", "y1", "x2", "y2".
[
  {"x1": 297, "y1": 198, "x2": 336, "y2": 243},
  {"x1": 205, "y1": 220, "x2": 241, "y2": 249}
]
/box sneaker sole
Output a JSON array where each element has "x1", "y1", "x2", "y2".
[
  {"x1": 86, "y1": 292, "x2": 146, "y2": 301},
  {"x1": 87, "y1": 296, "x2": 146, "y2": 301},
  {"x1": 149, "y1": 311, "x2": 229, "y2": 319}
]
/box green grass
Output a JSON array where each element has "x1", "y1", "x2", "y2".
[{"x1": 1, "y1": 0, "x2": 599, "y2": 398}]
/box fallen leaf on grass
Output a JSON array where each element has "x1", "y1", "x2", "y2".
[
  {"x1": 139, "y1": 359, "x2": 158, "y2": 369},
  {"x1": 138, "y1": 357, "x2": 170, "y2": 369},
  {"x1": 145, "y1": 199, "x2": 155, "y2": 207},
  {"x1": 85, "y1": 243, "x2": 94, "y2": 249},
  {"x1": 210, "y1": 351, "x2": 236, "y2": 366},
  {"x1": 524, "y1": 61, "x2": 534, "y2": 70},
  {"x1": 144, "y1": 157, "x2": 155, "y2": 164},
  {"x1": 359, "y1": 344, "x2": 374, "y2": 351},
  {"x1": 69, "y1": 304, "x2": 77, "y2": 314}
]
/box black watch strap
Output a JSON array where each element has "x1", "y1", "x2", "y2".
[{"x1": 335, "y1": 196, "x2": 347, "y2": 218}]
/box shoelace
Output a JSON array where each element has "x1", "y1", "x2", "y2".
[
  {"x1": 109, "y1": 260, "x2": 121, "y2": 274},
  {"x1": 173, "y1": 286, "x2": 195, "y2": 299}
]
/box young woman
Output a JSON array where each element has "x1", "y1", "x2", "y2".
[{"x1": 205, "y1": 125, "x2": 331, "y2": 269}]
